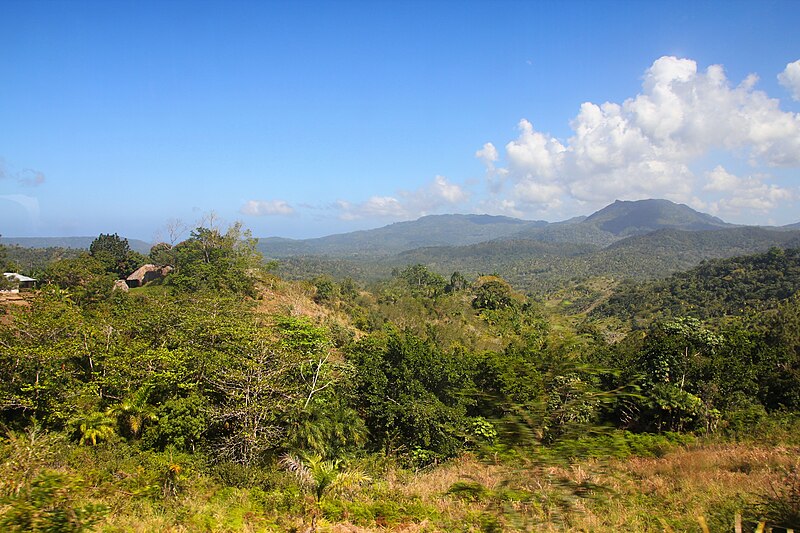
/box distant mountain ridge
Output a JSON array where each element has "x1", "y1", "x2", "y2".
[
  {"x1": 260, "y1": 214, "x2": 547, "y2": 257},
  {"x1": 267, "y1": 199, "x2": 800, "y2": 294},
  {"x1": 0, "y1": 236, "x2": 152, "y2": 255},
  {"x1": 582, "y1": 199, "x2": 731, "y2": 235},
  {"x1": 259, "y1": 198, "x2": 740, "y2": 257}
]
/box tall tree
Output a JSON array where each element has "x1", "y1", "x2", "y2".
[
  {"x1": 89, "y1": 233, "x2": 143, "y2": 278},
  {"x1": 169, "y1": 222, "x2": 263, "y2": 296}
]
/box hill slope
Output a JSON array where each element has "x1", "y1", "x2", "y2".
[
  {"x1": 260, "y1": 214, "x2": 545, "y2": 257},
  {"x1": 581, "y1": 198, "x2": 731, "y2": 236},
  {"x1": 594, "y1": 246, "x2": 800, "y2": 322}
]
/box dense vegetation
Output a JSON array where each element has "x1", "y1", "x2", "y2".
[
  {"x1": 1, "y1": 229, "x2": 799, "y2": 531},
  {"x1": 274, "y1": 227, "x2": 800, "y2": 296}
]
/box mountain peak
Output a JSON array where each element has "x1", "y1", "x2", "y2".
[{"x1": 582, "y1": 198, "x2": 731, "y2": 236}]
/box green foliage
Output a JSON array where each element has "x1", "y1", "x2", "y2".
[
  {"x1": 5, "y1": 222, "x2": 800, "y2": 530},
  {"x1": 472, "y1": 276, "x2": 519, "y2": 311},
  {"x1": 0, "y1": 423, "x2": 64, "y2": 497},
  {"x1": 0, "y1": 470, "x2": 106, "y2": 532},
  {"x1": 348, "y1": 329, "x2": 476, "y2": 457},
  {"x1": 70, "y1": 412, "x2": 116, "y2": 446},
  {"x1": 392, "y1": 264, "x2": 447, "y2": 297},
  {"x1": 148, "y1": 242, "x2": 174, "y2": 267},
  {"x1": 41, "y1": 254, "x2": 116, "y2": 303},
  {"x1": 107, "y1": 387, "x2": 157, "y2": 440},
  {"x1": 596, "y1": 247, "x2": 800, "y2": 323},
  {"x1": 281, "y1": 452, "x2": 370, "y2": 531},
  {"x1": 284, "y1": 397, "x2": 367, "y2": 460},
  {"x1": 143, "y1": 393, "x2": 208, "y2": 452},
  {"x1": 2, "y1": 245, "x2": 82, "y2": 276},
  {"x1": 757, "y1": 462, "x2": 800, "y2": 529},
  {"x1": 89, "y1": 233, "x2": 144, "y2": 278},
  {"x1": 311, "y1": 276, "x2": 338, "y2": 303},
  {"x1": 0, "y1": 239, "x2": 6, "y2": 271},
  {"x1": 0, "y1": 286, "x2": 91, "y2": 426},
  {"x1": 168, "y1": 223, "x2": 263, "y2": 296}
]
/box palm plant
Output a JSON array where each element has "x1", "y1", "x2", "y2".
[
  {"x1": 281, "y1": 452, "x2": 369, "y2": 532},
  {"x1": 72, "y1": 412, "x2": 116, "y2": 446},
  {"x1": 106, "y1": 387, "x2": 156, "y2": 439}
]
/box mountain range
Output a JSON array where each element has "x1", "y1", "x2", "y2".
[
  {"x1": 259, "y1": 198, "x2": 757, "y2": 257},
  {"x1": 263, "y1": 199, "x2": 800, "y2": 293},
  {"x1": 4, "y1": 199, "x2": 799, "y2": 293}
]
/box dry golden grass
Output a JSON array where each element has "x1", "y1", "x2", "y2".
[{"x1": 314, "y1": 444, "x2": 798, "y2": 532}]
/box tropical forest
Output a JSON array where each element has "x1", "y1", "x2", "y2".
[{"x1": 1, "y1": 199, "x2": 800, "y2": 532}]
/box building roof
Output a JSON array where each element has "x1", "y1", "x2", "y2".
[
  {"x1": 126, "y1": 264, "x2": 160, "y2": 282},
  {"x1": 4, "y1": 272, "x2": 37, "y2": 282}
]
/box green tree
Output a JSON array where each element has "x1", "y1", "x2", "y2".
[
  {"x1": 393, "y1": 264, "x2": 447, "y2": 298},
  {"x1": 348, "y1": 329, "x2": 475, "y2": 457},
  {"x1": 0, "y1": 286, "x2": 91, "y2": 426},
  {"x1": 106, "y1": 386, "x2": 157, "y2": 439},
  {"x1": 70, "y1": 411, "x2": 116, "y2": 446},
  {"x1": 446, "y1": 271, "x2": 469, "y2": 293},
  {"x1": 41, "y1": 254, "x2": 116, "y2": 304},
  {"x1": 89, "y1": 233, "x2": 144, "y2": 278},
  {"x1": 0, "y1": 239, "x2": 12, "y2": 291},
  {"x1": 148, "y1": 242, "x2": 174, "y2": 267},
  {"x1": 623, "y1": 317, "x2": 723, "y2": 432},
  {"x1": 472, "y1": 276, "x2": 518, "y2": 311},
  {"x1": 169, "y1": 223, "x2": 263, "y2": 296},
  {"x1": 281, "y1": 453, "x2": 369, "y2": 533}
]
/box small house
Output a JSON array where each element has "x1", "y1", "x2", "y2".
[{"x1": 2, "y1": 273, "x2": 37, "y2": 292}]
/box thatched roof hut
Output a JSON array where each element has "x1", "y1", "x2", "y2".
[{"x1": 126, "y1": 264, "x2": 172, "y2": 288}]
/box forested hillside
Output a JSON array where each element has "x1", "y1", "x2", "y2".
[
  {"x1": 337, "y1": 227, "x2": 800, "y2": 295},
  {"x1": 1, "y1": 229, "x2": 799, "y2": 531},
  {"x1": 595, "y1": 247, "x2": 800, "y2": 324}
]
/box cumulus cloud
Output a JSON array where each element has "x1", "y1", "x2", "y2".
[
  {"x1": 475, "y1": 142, "x2": 499, "y2": 166},
  {"x1": 240, "y1": 199, "x2": 295, "y2": 216},
  {"x1": 480, "y1": 56, "x2": 800, "y2": 219},
  {"x1": 703, "y1": 165, "x2": 794, "y2": 214},
  {"x1": 779, "y1": 60, "x2": 800, "y2": 101},
  {"x1": 336, "y1": 175, "x2": 469, "y2": 221},
  {"x1": 336, "y1": 196, "x2": 406, "y2": 221}
]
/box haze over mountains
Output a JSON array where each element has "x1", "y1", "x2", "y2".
[
  {"x1": 261, "y1": 199, "x2": 800, "y2": 293},
  {"x1": 4, "y1": 199, "x2": 800, "y2": 293},
  {"x1": 260, "y1": 199, "x2": 751, "y2": 257}
]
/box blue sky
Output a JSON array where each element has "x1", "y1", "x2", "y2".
[{"x1": 2, "y1": 0, "x2": 800, "y2": 241}]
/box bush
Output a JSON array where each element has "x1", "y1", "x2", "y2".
[{"x1": 0, "y1": 470, "x2": 107, "y2": 532}]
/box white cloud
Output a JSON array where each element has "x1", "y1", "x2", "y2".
[
  {"x1": 506, "y1": 119, "x2": 565, "y2": 180},
  {"x1": 17, "y1": 169, "x2": 45, "y2": 187},
  {"x1": 513, "y1": 181, "x2": 563, "y2": 209},
  {"x1": 475, "y1": 142, "x2": 498, "y2": 166},
  {"x1": 779, "y1": 60, "x2": 800, "y2": 101},
  {"x1": 240, "y1": 199, "x2": 295, "y2": 216},
  {"x1": 427, "y1": 175, "x2": 469, "y2": 204},
  {"x1": 335, "y1": 175, "x2": 469, "y2": 221},
  {"x1": 704, "y1": 165, "x2": 740, "y2": 192},
  {"x1": 481, "y1": 56, "x2": 800, "y2": 219},
  {"x1": 702, "y1": 165, "x2": 795, "y2": 214}
]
